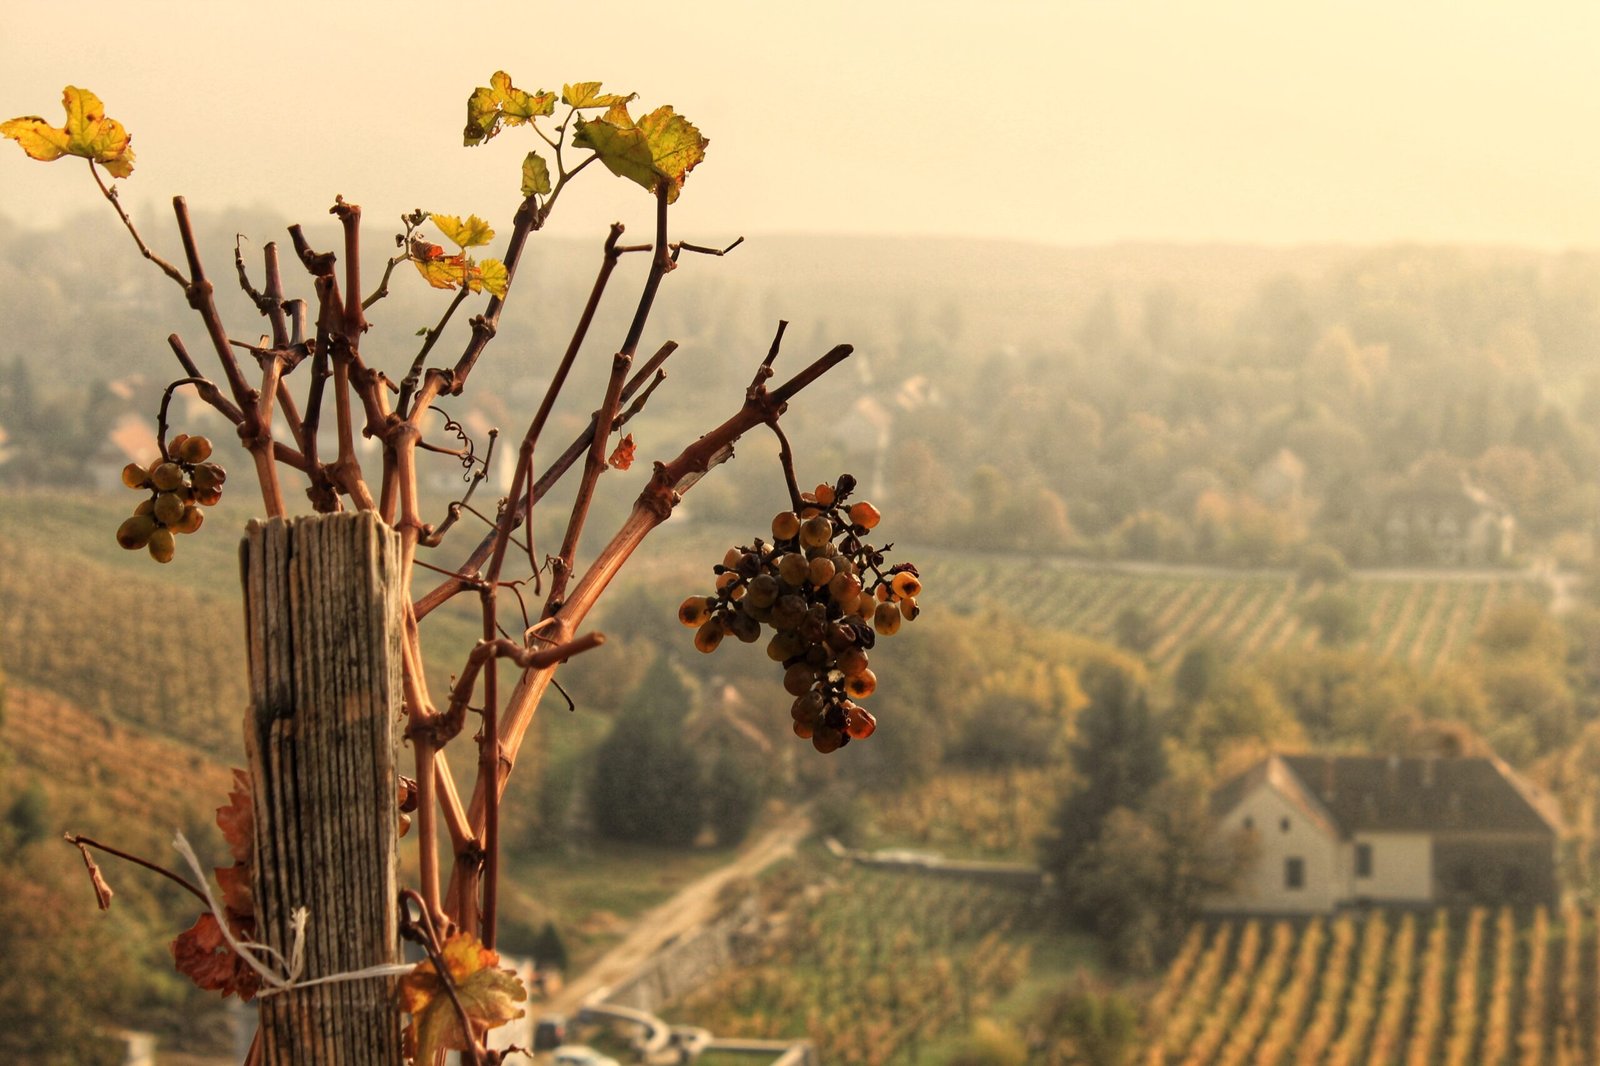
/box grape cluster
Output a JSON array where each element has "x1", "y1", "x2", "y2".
[
  {"x1": 115, "y1": 434, "x2": 227, "y2": 563},
  {"x1": 678, "y1": 474, "x2": 922, "y2": 753}
]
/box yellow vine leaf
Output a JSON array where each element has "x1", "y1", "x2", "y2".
[
  {"x1": 430, "y1": 213, "x2": 495, "y2": 249},
  {"x1": 464, "y1": 71, "x2": 556, "y2": 146},
  {"x1": 1, "y1": 85, "x2": 135, "y2": 177},
  {"x1": 562, "y1": 82, "x2": 635, "y2": 109},
  {"x1": 478, "y1": 259, "x2": 509, "y2": 298},
  {"x1": 411, "y1": 250, "x2": 506, "y2": 296},
  {"x1": 397, "y1": 932, "x2": 526, "y2": 1063},
  {"x1": 573, "y1": 102, "x2": 707, "y2": 204},
  {"x1": 410, "y1": 217, "x2": 506, "y2": 296},
  {"x1": 521, "y1": 151, "x2": 552, "y2": 198}
]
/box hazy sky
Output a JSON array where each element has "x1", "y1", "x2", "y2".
[{"x1": 3, "y1": 0, "x2": 1598, "y2": 248}]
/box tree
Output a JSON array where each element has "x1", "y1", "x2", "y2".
[
  {"x1": 1296, "y1": 542, "x2": 1350, "y2": 588},
  {"x1": 1063, "y1": 775, "x2": 1251, "y2": 972},
  {"x1": 702, "y1": 747, "x2": 765, "y2": 847},
  {"x1": 1298, "y1": 588, "x2": 1365, "y2": 645},
  {"x1": 1029, "y1": 976, "x2": 1140, "y2": 1066},
  {"x1": 1111, "y1": 605, "x2": 1156, "y2": 654},
  {"x1": 3, "y1": 780, "x2": 50, "y2": 848},
  {"x1": 590, "y1": 656, "x2": 704, "y2": 846},
  {"x1": 529, "y1": 920, "x2": 569, "y2": 973},
  {"x1": 1041, "y1": 663, "x2": 1165, "y2": 907},
  {"x1": 4, "y1": 77, "x2": 885, "y2": 1063}
]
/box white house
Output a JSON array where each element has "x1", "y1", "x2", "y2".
[{"x1": 1207, "y1": 753, "x2": 1561, "y2": 914}]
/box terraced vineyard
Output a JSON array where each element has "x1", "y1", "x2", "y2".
[
  {"x1": 925, "y1": 554, "x2": 1542, "y2": 672},
  {"x1": 1143, "y1": 907, "x2": 1597, "y2": 1065}
]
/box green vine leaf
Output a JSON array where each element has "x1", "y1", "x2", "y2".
[
  {"x1": 521, "y1": 151, "x2": 552, "y2": 198},
  {"x1": 573, "y1": 102, "x2": 707, "y2": 204},
  {"x1": 561, "y1": 82, "x2": 635, "y2": 109},
  {"x1": 464, "y1": 71, "x2": 556, "y2": 146}
]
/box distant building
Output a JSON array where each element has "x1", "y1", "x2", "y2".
[
  {"x1": 1207, "y1": 753, "x2": 1561, "y2": 913},
  {"x1": 1382, "y1": 475, "x2": 1515, "y2": 566}
]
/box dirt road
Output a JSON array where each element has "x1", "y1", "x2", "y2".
[{"x1": 546, "y1": 812, "x2": 811, "y2": 1014}]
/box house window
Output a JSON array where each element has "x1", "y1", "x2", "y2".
[
  {"x1": 1281, "y1": 817, "x2": 1291, "y2": 833},
  {"x1": 1285, "y1": 857, "x2": 1305, "y2": 890},
  {"x1": 1356, "y1": 843, "x2": 1374, "y2": 878}
]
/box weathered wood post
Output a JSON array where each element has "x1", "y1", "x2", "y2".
[{"x1": 241, "y1": 512, "x2": 405, "y2": 1063}]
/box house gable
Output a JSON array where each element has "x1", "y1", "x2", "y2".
[{"x1": 1208, "y1": 752, "x2": 1558, "y2": 913}]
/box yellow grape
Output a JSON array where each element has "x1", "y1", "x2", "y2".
[
  {"x1": 694, "y1": 620, "x2": 724, "y2": 653},
  {"x1": 148, "y1": 527, "x2": 176, "y2": 563},
  {"x1": 891, "y1": 572, "x2": 922, "y2": 600},
  {"x1": 150, "y1": 462, "x2": 185, "y2": 492},
  {"x1": 177, "y1": 435, "x2": 213, "y2": 463},
  {"x1": 121, "y1": 463, "x2": 150, "y2": 489},
  {"x1": 849, "y1": 501, "x2": 881, "y2": 530},
  {"x1": 808, "y1": 556, "x2": 836, "y2": 587},
  {"x1": 771, "y1": 511, "x2": 801, "y2": 540},
  {"x1": 814, "y1": 482, "x2": 836, "y2": 505},
  {"x1": 845, "y1": 669, "x2": 877, "y2": 699},
  {"x1": 777, "y1": 553, "x2": 810, "y2": 587},
  {"x1": 153, "y1": 491, "x2": 186, "y2": 526},
  {"x1": 799, "y1": 515, "x2": 832, "y2": 549},
  {"x1": 678, "y1": 596, "x2": 713, "y2": 626},
  {"x1": 173, "y1": 505, "x2": 205, "y2": 535},
  {"x1": 116, "y1": 514, "x2": 157, "y2": 550},
  {"x1": 837, "y1": 647, "x2": 870, "y2": 677},
  {"x1": 873, "y1": 602, "x2": 903, "y2": 636},
  {"x1": 899, "y1": 595, "x2": 919, "y2": 621}
]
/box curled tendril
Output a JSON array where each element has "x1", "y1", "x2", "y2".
[{"x1": 424, "y1": 404, "x2": 480, "y2": 481}]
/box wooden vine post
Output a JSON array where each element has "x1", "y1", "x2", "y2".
[{"x1": 242, "y1": 513, "x2": 405, "y2": 1063}]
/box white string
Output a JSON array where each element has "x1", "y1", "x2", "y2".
[{"x1": 173, "y1": 832, "x2": 415, "y2": 998}]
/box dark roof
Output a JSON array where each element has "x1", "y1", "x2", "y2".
[{"x1": 1275, "y1": 754, "x2": 1559, "y2": 836}]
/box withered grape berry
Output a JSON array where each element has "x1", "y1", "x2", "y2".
[
  {"x1": 148, "y1": 527, "x2": 177, "y2": 564},
  {"x1": 117, "y1": 514, "x2": 157, "y2": 550},
  {"x1": 114, "y1": 433, "x2": 225, "y2": 562},
  {"x1": 677, "y1": 472, "x2": 923, "y2": 754}
]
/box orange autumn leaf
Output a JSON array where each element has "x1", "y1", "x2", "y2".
[
  {"x1": 2, "y1": 86, "x2": 135, "y2": 177},
  {"x1": 172, "y1": 912, "x2": 261, "y2": 1002},
  {"x1": 217, "y1": 768, "x2": 253, "y2": 865},
  {"x1": 608, "y1": 433, "x2": 636, "y2": 471},
  {"x1": 397, "y1": 932, "x2": 526, "y2": 1063}
]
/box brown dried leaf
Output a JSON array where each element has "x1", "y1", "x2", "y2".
[
  {"x1": 172, "y1": 912, "x2": 261, "y2": 1002},
  {"x1": 70, "y1": 839, "x2": 115, "y2": 910}
]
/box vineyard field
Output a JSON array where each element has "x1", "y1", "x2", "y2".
[
  {"x1": 1143, "y1": 907, "x2": 1597, "y2": 1065},
  {"x1": 925, "y1": 554, "x2": 1542, "y2": 672},
  {"x1": 665, "y1": 864, "x2": 1046, "y2": 1065}
]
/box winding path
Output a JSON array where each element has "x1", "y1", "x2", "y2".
[{"x1": 547, "y1": 812, "x2": 811, "y2": 1014}]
